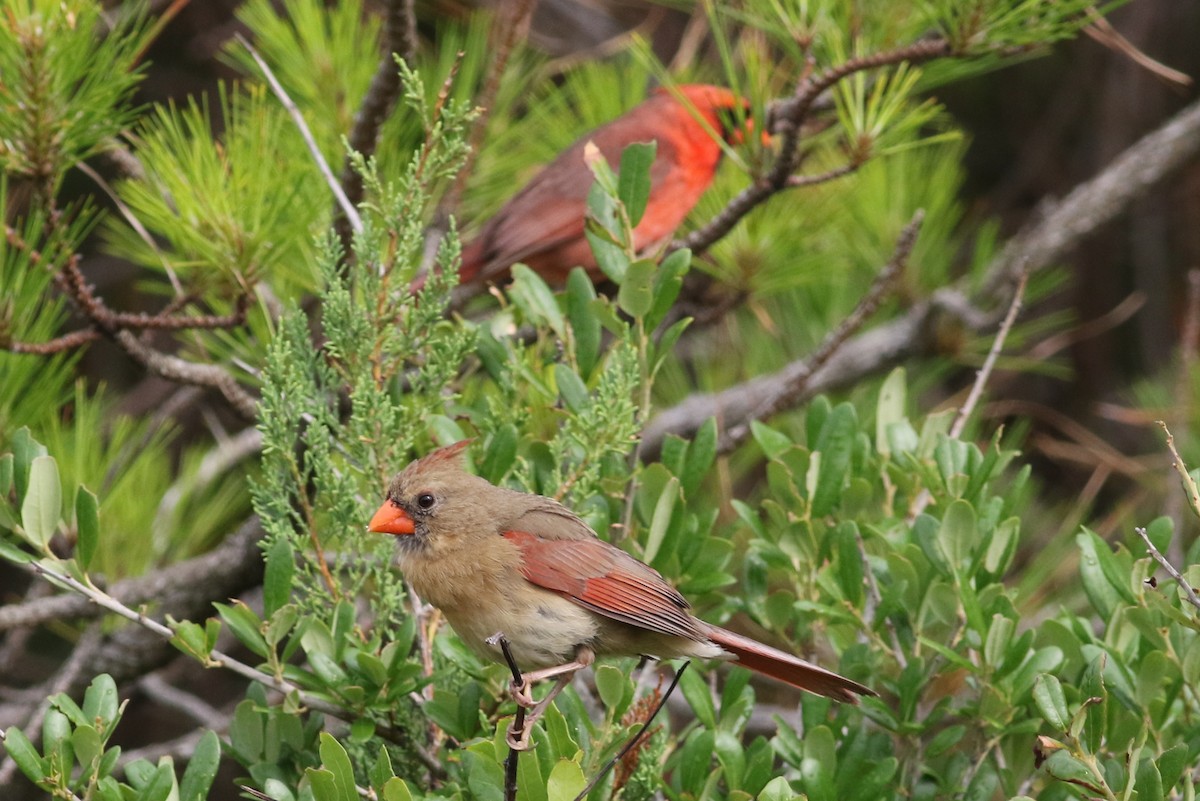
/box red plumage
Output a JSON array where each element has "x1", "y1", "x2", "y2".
[{"x1": 457, "y1": 84, "x2": 751, "y2": 287}]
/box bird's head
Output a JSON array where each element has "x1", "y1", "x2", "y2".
[
  {"x1": 369, "y1": 440, "x2": 497, "y2": 554},
  {"x1": 671, "y1": 84, "x2": 769, "y2": 148}
]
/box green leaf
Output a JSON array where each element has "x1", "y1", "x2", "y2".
[
  {"x1": 170, "y1": 619, "x2": 214, "y2": 662},
  {"x1": 679, "y1": 728, "x2": 715, "y2": 790},
  {"x1": 1044, "y1": 750, "x2": 1101, "y2": 787},
  {"x1": 11, "y1": 427, "x2": 48, "y2": 499},
  {"x1": 0, "y1": 452, "x2": 13, "y2": 497},
  {"x1": 618, "y1": 258, "x2": 655, "y2": 318},
  {"x1": 800, "y1": 725, "x2": 836, "y2": 801},
  {"x1": 518, "y1": 748, "x2": 547, "y2": 801},
  {"x1": 594, "y1": 664, "x2": 629, "y2": 713},
  {"x1": 810, "y1": 403, "x2": 857, "y2": 517},
  {"x1": 20, "y1": 455, "x2": 61, "y2": 549},
  {"x1": 134, "y1": 762, "x2": 175, "y2": 801},
  {"x1": 1135, "y1": 757, "x2": 1165, "y2": 801},
  {"x1": 681, "y1": 417, "x2": 717, "y2": 498},
  {"x1": 74, "y1": 485, "x2": 99, "y2": 569},
  {"x1": 875, "y1": 368, "x2": 907, "y2": 457},
  {"x1": 263, "y1": 537, "x2": 295, "y2": 617},
  {"x1": 179, "y1": 731, "x2": 221, "y2": 801},
  {"x1": 1077, "y1": 530, "x2": 1121, "y2": 619},
  {"x1": 936, "y1": 499, "x2": 977, "y2": 574},
  {"x1": 648, "y1": 247, "x2": 691, "y2": 327},
  {"x1": 617, "y1": 141, "x2": 656, "y2": 227},
  {"x1": 679, "y1": 667, "x2": 716, "y2": 729},
  {"x1": 547, "y1": 759, "x2": 587, "y2": 801},
  {"x1": 464, "y1": 747, "x2": 505, "y2": 801},
  {"x1": 752, "y1": 421, "x2": 792, "y2": 459},
  {"x1": 758, "y1": 776, "x2": 801, "y2": 801},
  {"x1": 317, "y1": 733, "x2": 358, "y2": 801},
  {"x1": 215, "y1": 601, "x2": 268, "y2": 657},
  {"x1": 72, "y1": 724, "x2": 103, "y2": 773},
  {"x1": 1033, "y1": 675, "x2": 1069, "y2": 731},
  {"x1": 43, "y1": 709, "x2": 74, "y2": 780},
  {"x1": 2, "y1": 726, "x2": 48, "y2": 782},
  {"x1": 480, "y1": 424, "x2": 519, "y2": 483},
  {"x1": 382, "y1": 778, "x2": 414, "y2": 801},
  {"x1": 350, "y1": 717, "x2": 376, "y2": 742},
  {"x1": 510, "y1": 264, "x2": 565, "y2": 338},
  {"x1": 83, "y1": 674, "x2": 120, "y2": 733},
  {"x1": 555, "y1": 364, "x2": 590, "y2": 413},
  {"x1": 642, "y1": 476, "x2": 679, "y2": 565},
  {"x1": 565, "y1": 268, "x2": 600, "y2": 378},
  {"x1": 963, "y1": 761, "x2": 999, "y2": 801}
]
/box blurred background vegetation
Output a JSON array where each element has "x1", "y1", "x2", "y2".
[{"x1": 2, "y1": 1, "x2": 1200, "y2": 799}]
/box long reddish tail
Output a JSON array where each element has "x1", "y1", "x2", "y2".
[{"x1": 704, "y1": 625, "x2": 875, "y2": 703}]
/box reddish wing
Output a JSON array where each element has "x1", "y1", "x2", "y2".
[{"x1": 503, "y1": 530, "x2": 705, "y2": 642}]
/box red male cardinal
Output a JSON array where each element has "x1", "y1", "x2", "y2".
[
  {"x1": 456, "y1": 84, "x2": 756, "y2": 287},
  {"x1": 369, "y1": 441, "x2": 873, "y2": 744}
]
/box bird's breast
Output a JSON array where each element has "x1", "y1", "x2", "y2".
[{"x1": 397, "y1": 537, "x2": 599, "y2": 669}]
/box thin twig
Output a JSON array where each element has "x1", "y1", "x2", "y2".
[
  {"x1": 907, "y1": 267, "x2": 1028, "y2": 520},
  {"x1": 1158, "y1": 421, "x2": 1200, "y2": 524},
  {"x1": 855, "y1": 526, "x2": 907, "y2": 669},
  {"x1": 137, "y1": 673, "x2": 225, "y2": 729},
  {"x1": 673, "y1": 39, "x2": 952, "y2": 258},
  {"x1": 7, "y1": 328, "x2": 102, "y2": 353},
  {"x1": 785, "y1": 161, "x2": 861, "y2": 188},
  {"x1": 76, "y1": 159, "x2": 184, "y2": 295},
  {"x1": 236, "y1": 33, "x2": 361, "y2": 234},
  {"x1": 720, "y1": 210, "x2": 923, "y2": 452},
  {"x1": 1136, "y1": 526, "x2": 1200, "y2": 614},
  {"x1": 1083, "y1": 7, "x2": 1192, "y2": 89},
  {"x1": 572, "y1": 662, "x2": 689, "y2": 801},
  {"x1": 951, "y1": 267, "x2": 1029, "y2": 440},
  {"x1": 1165, "y1": 270, "x2": 1200, "y2": 561},
  {"x1": 489, "y1": 633, "x2": 526, "y2": 801},
  {"x1": 22, "y1": 558, "x2": 446, "y2": 779}
]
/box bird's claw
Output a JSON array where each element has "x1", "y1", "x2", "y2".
[
  {"x1": 506, "y1": 724, "x2": 533, "y2": 751},
  {"x1": 510, "y1": 678, "x2": 535, "y2": 708}
]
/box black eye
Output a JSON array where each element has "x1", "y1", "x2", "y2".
[{"x1": 416, "y1": 493, "x2": 436, "y2": 510}]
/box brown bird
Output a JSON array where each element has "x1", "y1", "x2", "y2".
[
  {"x1": 455, "y1": 84, "x2": 758, "y2": 287},
  {"x1": 368, "y1": 441, "x2": 873, "y2": 744}
]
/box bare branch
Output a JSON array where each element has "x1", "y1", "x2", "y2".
[
  {"x1": 649, "y1": 85, "x2": 1200, "y2": 455},
  {"x1": 111, "y1": 330, "x2": 259, "y2": 421},
  {"x1": 714, "y1": 211, "x2": 923, "y2": 453},
  {"x1": 985, "y1": 93, "x2": 1200, "y2": 294},
  {"x1": 7, "y1": 328, "x2": 102, "y2": 353}
]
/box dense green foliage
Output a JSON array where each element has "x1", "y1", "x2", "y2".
[{"x1": 2, "y1": 1, "x2": 1198, "y2": 800}]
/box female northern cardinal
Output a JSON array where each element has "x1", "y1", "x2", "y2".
[
  {"x1": 456, "y1": 84, "x2": 756, "y2": 287},
  {"x1": 368, "y1": 441, "x2": 873, "y2": 742}
]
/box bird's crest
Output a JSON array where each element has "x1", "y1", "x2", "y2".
[{"x1": 412, "y1": 439, "x2": 473, "y2": 473}]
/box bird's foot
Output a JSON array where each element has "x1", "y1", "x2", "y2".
[
  {"x1": 509, "y1": 677, "x2": 535, "y2": 709},
  {"x1": 505, "y1": 721, "x2": 533, "y2": 751}
]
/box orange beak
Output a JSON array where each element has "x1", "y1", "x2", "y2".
[{"x1": 368, "y1": 501, "x2": 415, "y2": 535}]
